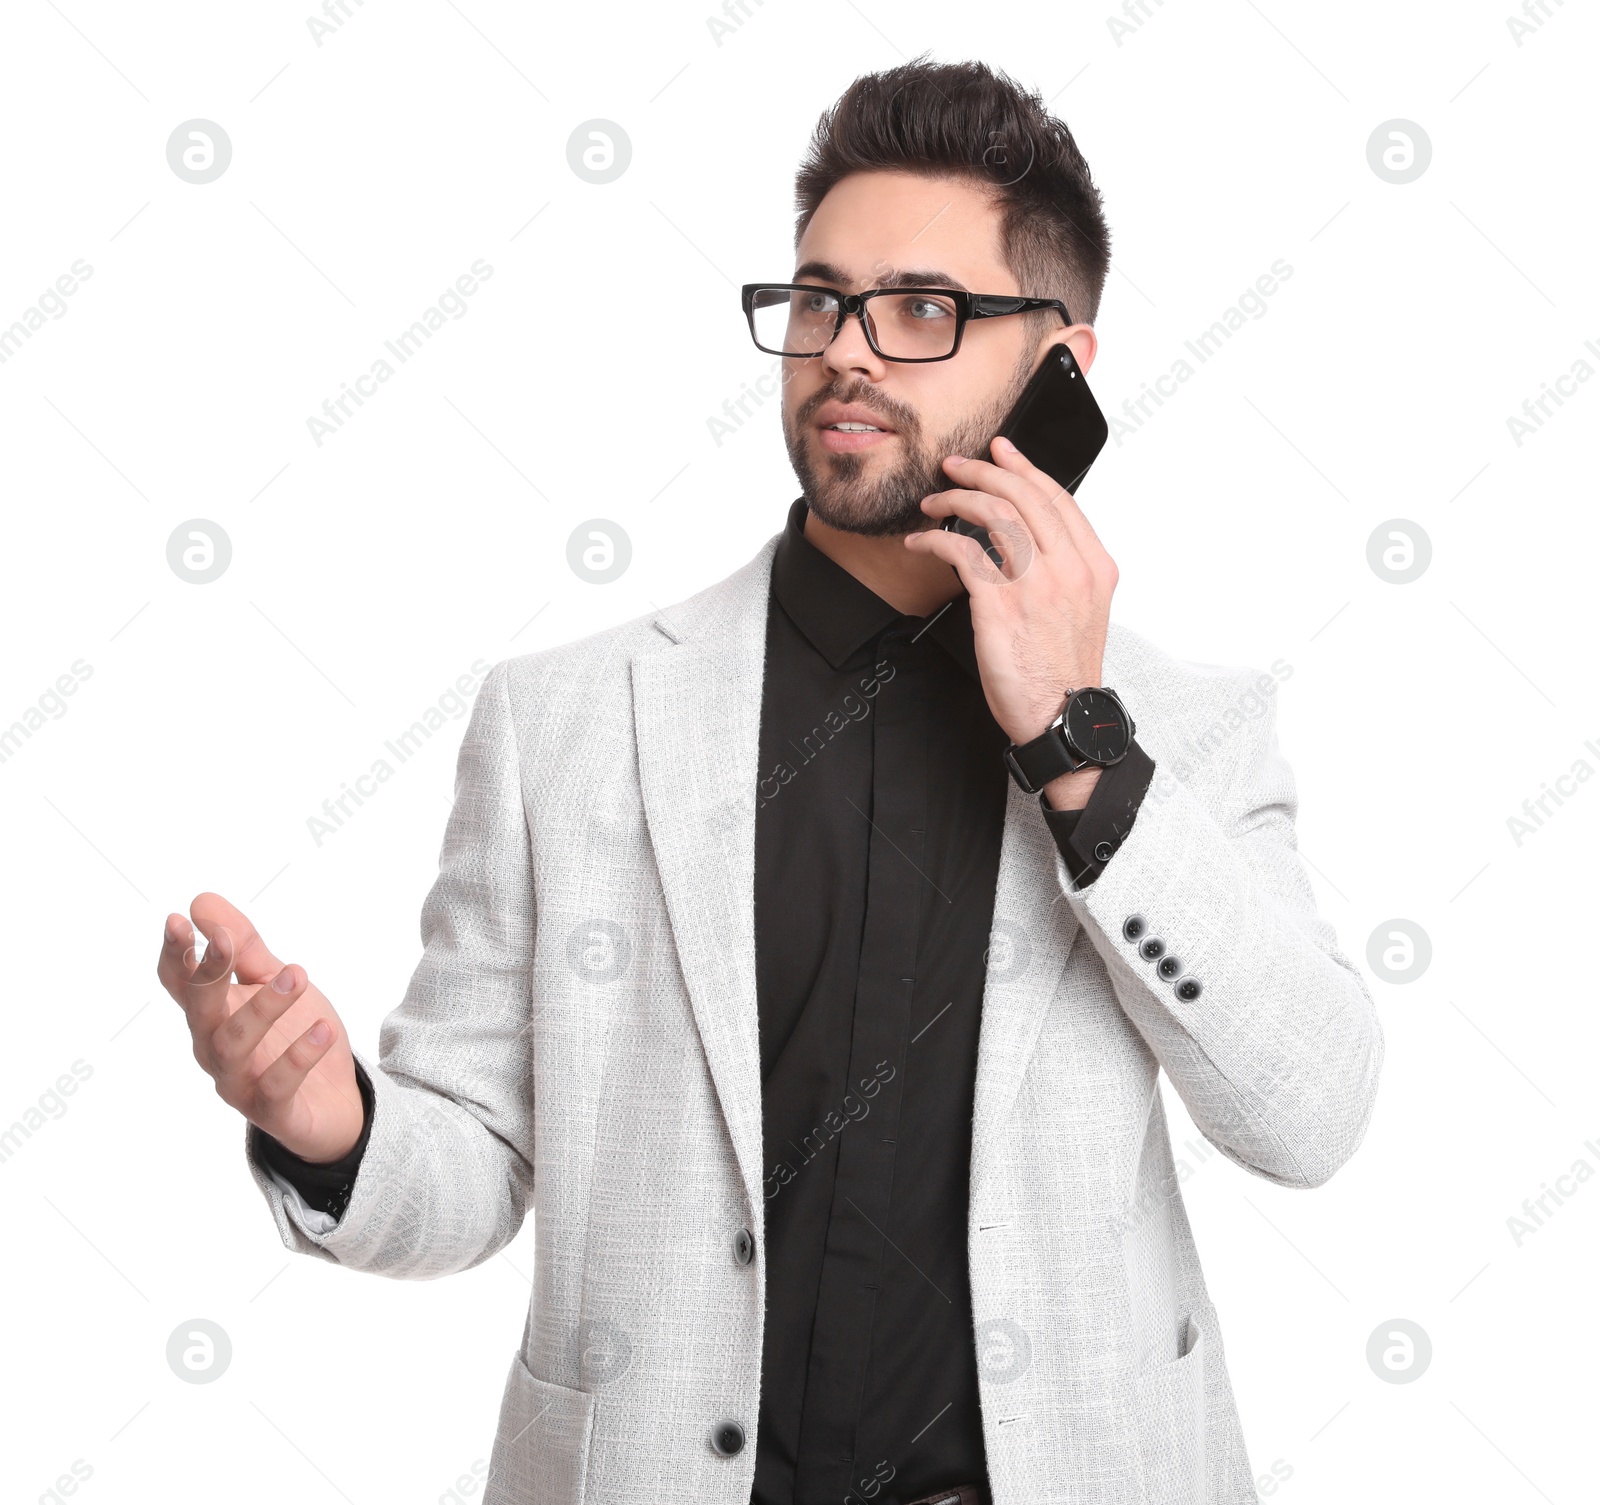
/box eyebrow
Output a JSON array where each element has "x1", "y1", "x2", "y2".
[{"x1": 792, "y1": 259, "x2": 972, "y2": 293}]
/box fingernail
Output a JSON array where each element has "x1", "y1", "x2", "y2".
[
  {"x1": 308, "y1": 1020, "x2": 332, "y2": 1046},
  {"x1": 994, "y1": 435, "x2": 1016, "y2": 452},
  {"x1": 948, "y1": 454, "x2": 967, "y2": 463},
  {"x1": 272, "y1": 969, "x2": 295, "y2": 994}
]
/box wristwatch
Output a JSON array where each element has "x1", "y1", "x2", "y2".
[{"x1": 1003, "y1": 686, "x2": 1137, "y2": 794}]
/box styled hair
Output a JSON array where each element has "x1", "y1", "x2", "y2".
[{"x1": 793, "y1": 57, "x2": 1111, "y2": 327}]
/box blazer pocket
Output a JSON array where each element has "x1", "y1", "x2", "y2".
[
  {"x1": 484, "y1": 1351, "x2": 597, "y2": 1505},
  {"x1": 1132, "y1": 1313, "x2": 1206, "y2": 1505}
]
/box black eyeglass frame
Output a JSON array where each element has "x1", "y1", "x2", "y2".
[{"x1": 740, "y1": 282, "x2": 1073, "y2": 364}]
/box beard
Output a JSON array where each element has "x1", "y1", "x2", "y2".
[{"x1": 782, "y1": 346, "x2": 1038, "y2": 538}]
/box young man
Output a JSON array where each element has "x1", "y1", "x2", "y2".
[{"x1": 158, "y1": 59, "x2": 1382, "y2": 1505}]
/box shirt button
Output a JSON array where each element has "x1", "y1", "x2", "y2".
[
  {"x1": 733, "y1": 1228, "x2": 754, "y2": 1265},
  {"x1": 1122, "y1": 914, "x2": 1146, "y2": 941},
  {"x1": 1094, "y1": 840, "x2": 1114, "y2": 863},
  {"x1": 1175, "y1": 977, "x2": 1203, "y2": 1002},
  {"x1": 712, "y1": 1421, "x2": 746, "y2": 1455}
]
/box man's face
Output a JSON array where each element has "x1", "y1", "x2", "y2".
[{"x1": 779, "y1": 170, "x2": 1090, "y2": 538}]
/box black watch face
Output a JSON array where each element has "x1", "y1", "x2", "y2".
[{"x1": 1064, "y1": 690, "x2": 1130, "y2": 765}]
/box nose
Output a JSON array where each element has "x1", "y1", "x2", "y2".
[{"x1": 822, "y1": 297, "x2": 887, "y2": 383}]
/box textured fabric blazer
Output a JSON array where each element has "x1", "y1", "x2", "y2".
[{"x1": 249, "y1": 528, "x2": 1384, "y2": 1505}]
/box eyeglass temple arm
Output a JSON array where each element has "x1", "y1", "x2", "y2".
[{"x1": 970, "y1": 294, "x2": 1072, "y2": 325}]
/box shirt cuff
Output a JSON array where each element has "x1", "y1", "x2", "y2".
[
  {"x1": 250, "y1": 1057, "x2": 375, "y2": 1222},
  {"x1": 1038, "y1": 738, "x2": 1156, "y2": 888}
]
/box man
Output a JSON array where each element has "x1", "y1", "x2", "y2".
[{"x1": 158, "y1": 59, "x2": 1382, "y2": 1505}]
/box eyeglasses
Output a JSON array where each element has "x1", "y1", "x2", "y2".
[{"x1": 742, "y1": 282, "x2": 1072, "y2": 363}]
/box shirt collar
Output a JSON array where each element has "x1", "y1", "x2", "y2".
[{"x1": 771, "y1": 497, "x2": 981, "y2": 683}]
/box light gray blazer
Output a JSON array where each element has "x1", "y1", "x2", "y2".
[{"x1": 249, "y1": 529, "x2": 1383, "y2": 1505}]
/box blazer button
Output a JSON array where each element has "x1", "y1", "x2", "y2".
[
  {"x1": 1175, "y1": 976, "x2": 1203, "y2": 1002},
  {"x1": 1122, "y1": 914, "x2": 1146, "y2": 941},
  {"x1": 712, "y1": 1421, "x2": 746, "y2": 1456},
  {"x1": 1157, "y1": 954, "x2": 1182, "y2": 981},
  {"x1": 1139, "y1": 935, "x2": 1166, "y2": 962},
  {"x1": 733, "y1": 1228, "x2": 754, "y2": 1266},
  {"x1": 1093, "y1": 840, "x2": 1114, "y2": 863}
]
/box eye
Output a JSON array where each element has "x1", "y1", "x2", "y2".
[{"x1": 906, "y1": 296, "x2": 953, "y2": 321}]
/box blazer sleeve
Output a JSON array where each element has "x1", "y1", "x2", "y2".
[
  {"x1": 1055, "y1": 670, "x2": 1384, "y2": 1189},
  {"x1": 245, "y1": 659, "x2": 538, "y2": 1276}
]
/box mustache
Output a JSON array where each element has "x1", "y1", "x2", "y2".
[{"x1": 797, "y1": 383, "x2": 921, "y2": 435}]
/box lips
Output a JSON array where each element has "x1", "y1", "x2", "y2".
[
  {"x1": 814, "y1": 401, "x2": 896, "y2": 434},
  {"x1": 813, "y1": 400, "x2": 897, "y2": 454}
]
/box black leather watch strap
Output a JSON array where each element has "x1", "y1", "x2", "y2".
[{"x1": 1004, "y1": 722, "x2": 1079, "y2": 794}]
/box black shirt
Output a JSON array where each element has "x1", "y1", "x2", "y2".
[{"x1": 257, "y1": 498, "x2": 1154, "y2": 1505}]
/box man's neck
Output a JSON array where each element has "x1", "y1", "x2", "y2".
[{"x1": 802, "y1": 507, "x2": 964, "y2": 618}]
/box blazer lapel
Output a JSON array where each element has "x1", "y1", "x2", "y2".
[
  {"x1": 970, "y1": 630, "x2": 1134, "y2": 1204},
  {"x1": 969, "y1": 778, "x2": 1083, "y2": 1205},
  {"x1": 630, "y1": 539, "x2": 780, "y2": 1220}
]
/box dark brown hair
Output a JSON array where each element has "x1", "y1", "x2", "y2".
[{"x1": 793, "y1": 58, "x2": 1111, "y2": 327}]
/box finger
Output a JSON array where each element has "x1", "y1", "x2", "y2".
[
  {"x1": 903, "y1": 523, "x2": 1014, "y2": 590},
  {"x1": 989, "y1": 437, "x2": 1110, "y2": 565},
  {"x1": 255, "y1": 1017, "x2": 338, "y2": 1112},
  {"x1": 210, "y1": 965, "x2": 306, "y2": 1075},
  {"x1": 182, "y1": 922, "x2": 238, "y2": 1036},
  {"x1": 940, "y1": 450, "x2": 1074, "y2": 556},
  {"x1": 157, "y1": 912, "x2": 200, "y2": 1003},
  {"x1": 918, "y1": 493, "x2": 1037, "y2": 581},
  {"x1": 190, "y1": 891, "x2": 285, "y2": 986},
  {"x1": 917, "y1": 485, "x2": 1021, "y2": 529}
]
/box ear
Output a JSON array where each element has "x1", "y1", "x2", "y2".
[{"x1": 1055, "y1": 322, "x2": 1098, "y2": 377}]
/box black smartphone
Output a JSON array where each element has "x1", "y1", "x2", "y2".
[{"x1": 940, "y1": 342, "x2": 1108, "y2": 567}]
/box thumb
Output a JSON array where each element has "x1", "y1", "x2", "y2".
[{"x1": 189, "y1": 891, "x2": 284, "y2": 986}]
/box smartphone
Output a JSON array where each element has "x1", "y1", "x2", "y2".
[{"x1": 940, "y1": 342, "x2": 1108, "y2": 567}]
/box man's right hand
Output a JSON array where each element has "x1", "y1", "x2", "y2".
[{"x1": 158, "y1": 892, "x2": 364, "y2": 1164}]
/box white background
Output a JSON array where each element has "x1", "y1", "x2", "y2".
[{"x1": 2, "y1": 1, "x2": 1597, "y2": 1501}]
